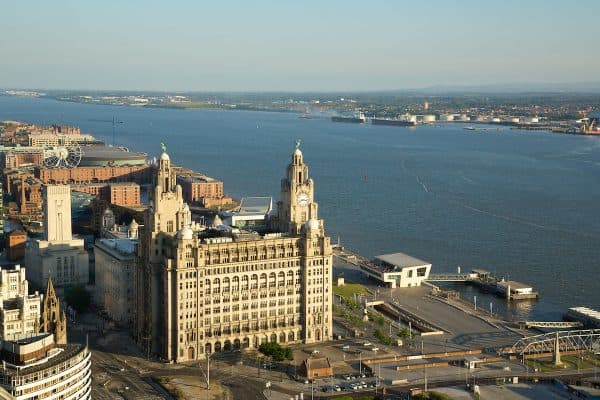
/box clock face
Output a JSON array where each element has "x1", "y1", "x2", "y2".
[{"x1": 296, "y1": 192, "x2": 309, "y2": 206}]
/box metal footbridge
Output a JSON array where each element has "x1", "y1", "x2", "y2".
[
  {"x1": 426, "y1": 273, "x2": 471, "y2": 282},
  {"x1": 520, "y1": 321, "x2": 583, "y2": 329}
]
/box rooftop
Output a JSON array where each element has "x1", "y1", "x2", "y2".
[
  {"x1": 374, "y1": 252, "x2": 431, "y2": 268},
  {"x1": 238, "y1": 197, "x2": 272, "y2": 215},
  {"x1": 496, "y1": 280, "x2": 532, "y2": 290},
  {"x1": 304, "y1": 357, "x2": 331, "y2": 370},
  {"x1": 95, "y1": 238, "x2": 137, "y2": 258},
  {"x1": 569, "y1": 307, "x2": 600, "y2": 320}
]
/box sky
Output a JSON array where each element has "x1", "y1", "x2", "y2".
[{"x1": 1, "y1": 0, "x2": 599, "y2": 92}]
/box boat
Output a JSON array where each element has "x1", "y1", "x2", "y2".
[
  {"x1": 331, "y1": 111, "x2": 366, "y2": 123},
  {"x1": 371, "y1": 118, "x2": 416, "y2": 127},
  {"x1": 463, "y1": 126, "x2": 476, "y2": 131}
]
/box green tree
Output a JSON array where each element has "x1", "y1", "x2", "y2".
[{"x1": 65, "y1": 285, "x2": 91, "y2": 313}]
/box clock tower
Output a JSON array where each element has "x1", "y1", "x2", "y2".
[{"x1": 277, "y1": 144, "x2": 319, "y2": 235}]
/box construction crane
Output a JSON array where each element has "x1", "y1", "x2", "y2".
[{"x1": 88, "y1": 116, "x2": 124, "y2": 145}]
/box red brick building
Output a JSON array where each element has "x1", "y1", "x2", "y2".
[
  {"x1": 177, "y1": 175, "x2": 224, "y2": 202},
  {"x1": 107, "y1": 182, "x2": 140, "y2": 206},
  {"x1": 6, "y1": 230, "x2": 27, "y2": 261},
  {"x1": 35, "y1": 165, "x2": 151, "y2": 185}
]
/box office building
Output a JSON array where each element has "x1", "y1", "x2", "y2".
[
  {"x1": 134, "y1": 145, "x2": 332, "y2": 362},
  {"x1": 0, "y1": 265, "x2": 41, "y2": 341},
  {"x1": 94, "y1": 219, "x2": 138, "y2": 327}
]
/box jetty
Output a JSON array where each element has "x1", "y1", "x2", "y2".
[{"x1": 426, "y1": 269, "x2": 539, "y2": 300}]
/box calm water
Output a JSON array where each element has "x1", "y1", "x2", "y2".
[{"x1": 2, "y1": 96, "x2": 600, "y2": 321}]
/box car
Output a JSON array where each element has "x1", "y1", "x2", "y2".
[
  {"x1": 363, "y1": 342, "x2": 372, "y2": 346},
  {"x1": 360, "y1": 381, "x2": 367, "y2": 388},
  {"x1": 333, "y1": 385, "x2": 341, "y2": 392},
  {"x1": 342, "y1": 344, "x2": 350, "y2": 351},
  {"x1": 344, "y1": 374, "x2": 352, "y2": 381}
]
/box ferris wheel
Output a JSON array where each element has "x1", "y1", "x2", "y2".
[{"x1": 43, "y1": 146, "x2": 83, "y2": 168}]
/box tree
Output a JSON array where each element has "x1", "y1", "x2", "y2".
[
  {"x1": 259, "y1": 342, "x2": 294, "y2": 362},
  {"x1": 65, "y1": 285, "x2": 91, "y2": 313}
]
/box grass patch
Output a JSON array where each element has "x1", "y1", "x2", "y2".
[
  {"x1": 333, "y1": 283, "x2": 368, "y2": 303},
  {"x1": 374, "y1": 328, "x2": 393, "y2": 346},
  {"x1": 562, "y1": 355, "x2": 596, "y2": 370},
  {"x1": 413, "y1": 391, "x2": 454, "y2": 400},
  {"x1": 151, "y1": 376, "x2": 187, "y2": 400},
  {"x1": 525, "y1": 359, "x2": 567, "y2": 372}
]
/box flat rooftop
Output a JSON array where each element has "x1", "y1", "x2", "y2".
[
  {"x1": 374, "y1": 252, "x2": 430, "y2": 268},
  {"x1": 569, "y1": 306, "x2": 600, "y2": 320},
  {"x1": 496, "y1": 280, "x2": 531, "y2": 290},
  {"x1": 238, "y1": 197, "x2": 272, "y2": 215}
]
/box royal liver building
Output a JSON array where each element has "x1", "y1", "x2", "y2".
[{"x1": 134, "y1": 145, "x2": 332, "y2": 361}]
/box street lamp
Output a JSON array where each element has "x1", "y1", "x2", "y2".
[{"x1": 359, "y1": 351, "x2": 363, "y2": 375}]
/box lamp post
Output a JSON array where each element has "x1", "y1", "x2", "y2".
[
  {"x1": 359, "y1": 351, "x2": 363, "y2": 375},
  {"x1": 206, "y1": 352, "x2": 211, "y2": 390}
]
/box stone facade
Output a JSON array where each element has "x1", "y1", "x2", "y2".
[
  {"x1": 24, "y1": 185, "x2": 89, "y2": 288},
  {"x1": 40, "y1": 277, "x2": 67, "y2": 345},
  {"x1": 94, "y1": 220, "x2": 138, "y2": 327},
  {"x1": 0, "y1": 265, "x2": 42, "y2": 341},
  {"x1": 134, "y1": 146, "x2": 332, "y2": 362}
]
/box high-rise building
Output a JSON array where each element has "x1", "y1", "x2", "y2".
[
  {"x1": 0, "y1": 333, "x2": 91, "y2": 399},
  {"x1": 134, "y1": 145, "x2": 332, "y2": 362},
  {"x1": 24, "y1": 185, "x2": 89, "y2": 288}
]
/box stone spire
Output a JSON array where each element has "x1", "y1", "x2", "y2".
[{"x1": 41, "y1": 277, "x2": 68, "y2": 344}]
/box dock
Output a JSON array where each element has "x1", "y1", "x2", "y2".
[{"x1": 426, "y1": 269, "x2": 539, "y2": 300}]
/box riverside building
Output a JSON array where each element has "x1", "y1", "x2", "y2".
[{"x1": 134, "y1": 144, "x2": 332, "y2": 362}]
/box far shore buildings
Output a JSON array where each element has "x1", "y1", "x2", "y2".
[
  {"x1": 24, "y1": 185, "x2": 89, "y2": 289},
  {"x1": 134, "y1": 145, "x2": 332, "y2": 362}
]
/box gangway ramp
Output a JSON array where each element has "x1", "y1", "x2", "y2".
[
  {"x1": 520, "y1": 321, "x2": 582, "y2": 329},
  {"x1": 426, "y1": 273, "x2": 471, "y2": 282}
]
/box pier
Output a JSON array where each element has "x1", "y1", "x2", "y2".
[{"x1": 426, "y1": 269, "x2": 539, "y2": 301}]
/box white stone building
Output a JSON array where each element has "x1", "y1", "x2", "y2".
[
  {"x1": 360, "y1": 252, "x2": 431, "y2": 288},
  {"x1": 24, "y1": 185, "x2": 89, "y2": 288},
  {"x1": 0, "y1": 265, "x2": 41, "y2": 341},
  {"x1": 94, "y1": 220, "x2": 138, "y2": 327}
]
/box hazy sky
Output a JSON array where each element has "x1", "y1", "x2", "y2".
[{"x1": 2, "y1": 0, "x2": 599, "y2": 91}]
